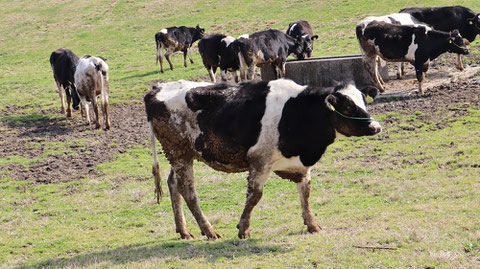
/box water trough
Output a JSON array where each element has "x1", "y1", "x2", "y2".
[{"x1": 260, "y1": 54, "x2": 389, "y2": 88}]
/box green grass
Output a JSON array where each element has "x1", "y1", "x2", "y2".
[{"x1": 1, "y1": 0, "x2": 480, "y2": 268}]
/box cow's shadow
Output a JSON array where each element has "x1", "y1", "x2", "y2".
[
  {"x1": 26, "y1": 238, "x2": 288, "y2": 268},
  {"x1": 1, "y1": 113, "x2": 75, "y2": 137}
]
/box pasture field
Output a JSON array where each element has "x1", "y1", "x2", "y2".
[{"x1": 1, "y1": 0, "x2": 480, "y2": 268}]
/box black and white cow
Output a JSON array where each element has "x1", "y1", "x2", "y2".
[
  {"x1": 155, "y1": 25, "x2": 205, "y2": 73},
  {"x1": 286, "y1": 20, "x2": 318, "y2": 58},
  {"x1": 357, "y1": 13, "x2": 430, "y2": 81},
  {"x1": 400, "y1": 6, "x2": 480, "y2": 70},
  {"x1": 74, "y1": 55, "x2": 111, "y2": 129},
  {"x1": 145, "y1": 79, "x2": 381, "y2": 240},
  {"x1": 236, "y1": 29, "x2": 313, "y2": 80},
  {"x1": 356, "y1": 21, "x2": 469, "y2": 94},
  {"x1": 50, "y1": 48, "x2": 81, "y2": 117},
  {"x1": 198, "y1": 34, "x2": 240, "y2": 82}
]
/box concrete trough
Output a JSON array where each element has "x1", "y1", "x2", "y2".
[{"x1": 260, "y1": 54, "x2": 389, "y2": 88}]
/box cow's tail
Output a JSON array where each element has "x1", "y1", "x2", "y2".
[{"x1": 149, "y1": 121, "x2": 162, "y2": 203}]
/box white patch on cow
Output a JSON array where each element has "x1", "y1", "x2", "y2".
[
  {"x1": 160, "y1": 28, "x2": 168, "y2": 34},
  {"x1": 248, "y1": 79, "x2": 307, "y2": 169},
  {"x1": 288, "y1": 23, "x2": 297, "y2": 35},
  {"x1": 154, "y1": 80, "x2": 212, "y2": 111},
  {"x1": 238, "y1": 34, "x2": 249, "y2": 39},
  {"x1": 154, "y1": 80, "x2": 214, "y2": 149},
  {"x1": 257, "y1": 50, "x2": 265, "y2": 61},
  {"x1": 405, "y1": 34, "x2": 418, "y2": 61},
  {"x1": 302, "y1": 34, "x2": 308, "y2": 38},
  {"x1": 358, "y1": 13, "x2": 431, "y2": 35},
  {"x1": 337, "y1": 84, "x2": 367, "y2": 111},
  {"x1": 221, "y1": 36, "x2": 236, "y2": 47}
]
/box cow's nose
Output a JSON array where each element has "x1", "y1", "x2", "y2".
[
  {"x1": 369, "y1": 121, "x2": 382, "y2": 134},
  {"x1": 464, "y1": 49, "x2": 470, "y2": 55}
]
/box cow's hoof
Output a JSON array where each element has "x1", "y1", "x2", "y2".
[
  {"x1": 66, "y1": 112, "x2": 72, "y2": 118},
  {"x1": 190, "y1": 60, "x2": 194, "y2": 64},
  {"x1": 206, "y1": 230, "x2": 222, "y2": 240},
  {"x1": 105, "y1": 124, "x2": 111, "y2": 130},
  {"x1": 180, "y1": 231, "x2": 195, "y2": 240},
  {"x1": 238, "y1": 230, "x2": 250, "y2": 239},
  {"x1": 95, "y1": 124, "x2": 101, "y2": 129},
  {"x1": 307, "y1": 224, "x2": 322, "y2": 233}
]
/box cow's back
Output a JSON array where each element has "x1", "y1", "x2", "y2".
[{"x1": 50, "y1": 49, "x2": 79, "y2": 86}]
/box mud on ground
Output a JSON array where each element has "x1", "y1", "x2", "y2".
[{"x1": 0, "y1": 60, "x2": 479, "y2": 184}]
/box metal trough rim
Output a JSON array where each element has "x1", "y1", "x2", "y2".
[{"x1": 286, "y1": 54, "x2": 363, "y2": 63}]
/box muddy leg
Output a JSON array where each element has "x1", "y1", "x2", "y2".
[
  {"x1": 456, "y1": 54, "x2": 465, "y2": 71},
  {"x1": 237, "y1": 167, "x2": 271, "y2": 239},
  {"x1": 91, "y1": 97, "x2": 101, "y2": 129},
  {"x1": 66, "y1": 87, "x2": 72, "y2": 118},
  {"x1": 167, "y1": 168, "x2": 195, "y2": 240},
  {"x1": 183, "y1": 50, "x2": 188, "y2": 68},
  {"x1": 208, "y1": 66, "x2": 216, "y2": 82},
  {"x1": 56, "y1": 81, "x2": 66, "y2": 114},
  {"x1": 165, "y1": 52, "x2": 174, "y2": 71},
  {"x1": 296, "y1": 170, "x2": 321, "y2": 233},
  {"x1": 415, "y1": 68, "x2": 425, "y2": 94},
  {"x1": 175, "y1": 159, "x2": 221, "y2": 240},
  {"x1": 187, "y1": 48, "x2": 194, "y2": 64}
]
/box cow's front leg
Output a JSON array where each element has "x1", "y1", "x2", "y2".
[
  {"x1": 296, "y1": 170, "x2": 321, "y2": 233},
  {"x1": 167, "y1": 167, "x2": 195, "y2": 240},
  {"x1": 175, "y1": 159, "x2": 221, "y2": 240},
  {"x1": 415, "y1": 68, "x2": 425, "y2": 94},
  {"x1": 237, "y1": 167, "x2": 270, "y2": 239},
  {"x1": 456, "y1": 54, "x2": 465, "y2": 71}
]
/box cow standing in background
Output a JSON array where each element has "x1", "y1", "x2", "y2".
[
  {"x1": 198, "y1": 34, "x2": 241, "y2": 82},
  {"x1": 236, "y1": 29, "x2": 313, "y2": 80},
  {"x1": 357, "y1": 13, "x2": 431, "y2": 81},
  {"x1": 356, "y1": 21, "x2": 469, "y2": 94},
  {"x1": 400, "y1": 6, "x2": 480, "y2": 70},
  {"x1": 50, "y1": 48, "x2": 81, "y2": 117},
  {"x1": 286, "y1": 20, "x2": 318, "y2": 58},
  {"x1": 155, "y1": 25, "x2": 205, "y2": 73},
  {"x1": 74, "y1": 55, "x2": 111, "y2": 130},
  {"x1": 145, "y1": 79, "x2": 381, "y2": 240}
]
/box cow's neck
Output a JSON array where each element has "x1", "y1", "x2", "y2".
[{"x1": 425, "y1": 31, "x2": 453, "y2": 60}]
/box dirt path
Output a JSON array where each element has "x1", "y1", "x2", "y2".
[{"x1": 1, "y1": 64, "x2": 479, "y2": 184}]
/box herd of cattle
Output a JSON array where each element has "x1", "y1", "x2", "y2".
[{"x1": 49, "y1": 6, "x2": 479, "y2": 240}]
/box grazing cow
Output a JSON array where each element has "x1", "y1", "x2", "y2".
[
  {"x1": 145, "y1": 79, "x2": 381, "y2": 240},
  {"x1": 198, "y1": 34, "x2": 240, "y2": 82},
  {"x1": 74, "y1": 55, "x2": 111, "y2": 129},
  {"x1": 155, "y1": 25, "x2": 205, "y2": 73},
  {"x1": 236, "y1": 29, "x2": 313, "y2": 80},
  {"x1": 286, "y1": 20, "x2": 318, "y2": 57},
  {"x1": 357, "y1": 13, "x2": 431, "y2": 80},
  {"x1": 400, "y1": 6, "x2": 480, "y2": 70},
  {"x1": 50, "y1": 48, "x2": 81, "y2": 117},
  {"x1": 356, "y1": 21, "x2": 469, "y2": 94}
]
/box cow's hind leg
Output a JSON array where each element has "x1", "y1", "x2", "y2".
[
  {"x1": 55, "y1": 80, "x2": 66, "y2": 114},
  {"x1": 183, "y1": 50, "x2": 188, "y2": 68},
  {"x1": 296, "y1": 170, "x2": 321, "y2": 233},
  {"x1": 174, "y1": 159, "x2": 221, "y2": 240},
  {"x1": 363, "y1": 55, "x2": 384, "y2": 92},
  {"x1": 187, "y1": 48, "x2": 194, "y2": 64},
  {"x1": 167, "y1": 168, "x2": 195, "y2": 240},
  {"x1": 237, "y1": 167, "x2": 271, "y2": 239},
  {"x1": 91, "y1": 97, "x2": 101, "y2": 129},
  {"x1": 65, "y1": 86, "x2": 72, "y2": 118}
]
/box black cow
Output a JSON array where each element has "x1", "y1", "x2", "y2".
[
  {"x1": 145, "y1": 79, "x2": 381, "y2": 240},
  {"x1": 198, "y1": 34, "x2": 240, "y2": 82},
  {"x1": 236, "y1": 29, "x2": 313, "y2": 80},
  {"x1": 400, "y1": 6, "x2": 480, "y2": 70},
  {"x1": 50, "y1": 48, "x2": 81, "y2": 117},
  {"x1": 155, "y1": 25, "x2": 205, "y2": 73},
  {"x1": 286, "y1": 20, "x2": 318, "y2": 57},
  {"x1": 356, "y1": 21, "x2": 469, "y2": 94}
]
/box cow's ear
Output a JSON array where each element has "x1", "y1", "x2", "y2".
[
  {"x1": 361, "y1": 86, "x2": 379, "y2": 99},
  {"x1": 99, "y1": 56, "x2": 107, "y2": 62},
  {"x1": 312, "y1": 35, "x2": 319, "y2": 40},
  {"x1": 325, "y1": 94, "x2": 337, "y2": 111}
]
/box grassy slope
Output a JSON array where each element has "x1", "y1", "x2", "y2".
[{"x1": 1, "y1": 0, "x2": 480, "y2": 267}]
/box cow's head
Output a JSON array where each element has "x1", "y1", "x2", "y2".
[
  {"x1": 293, "y1": 35, "x2": 314, "y2": 59},
  {"x1": 325, "y1": 83, "x2": 381, "y2": 137},
  {"x1": 195, "y1": 24, "x2": 206, "y2": 40},
  {"x1": 466, "y1": 13, "x2": 480, "y2": 31},
  {"x1": 447, "y1": 30, "x2": 469, "y2": 55}
]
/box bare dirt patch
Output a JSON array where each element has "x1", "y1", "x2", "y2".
[{"x1": 1, "y1": 60, "x2": 479, "y2": 184}]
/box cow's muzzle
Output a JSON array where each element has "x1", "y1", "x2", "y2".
[{"x1": 368, "y1": 121, "x2": 382, "y2": 134}]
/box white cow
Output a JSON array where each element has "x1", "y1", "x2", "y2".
[{"x1": 74, "y1": 55, "x2": 111, "y2": 129}]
